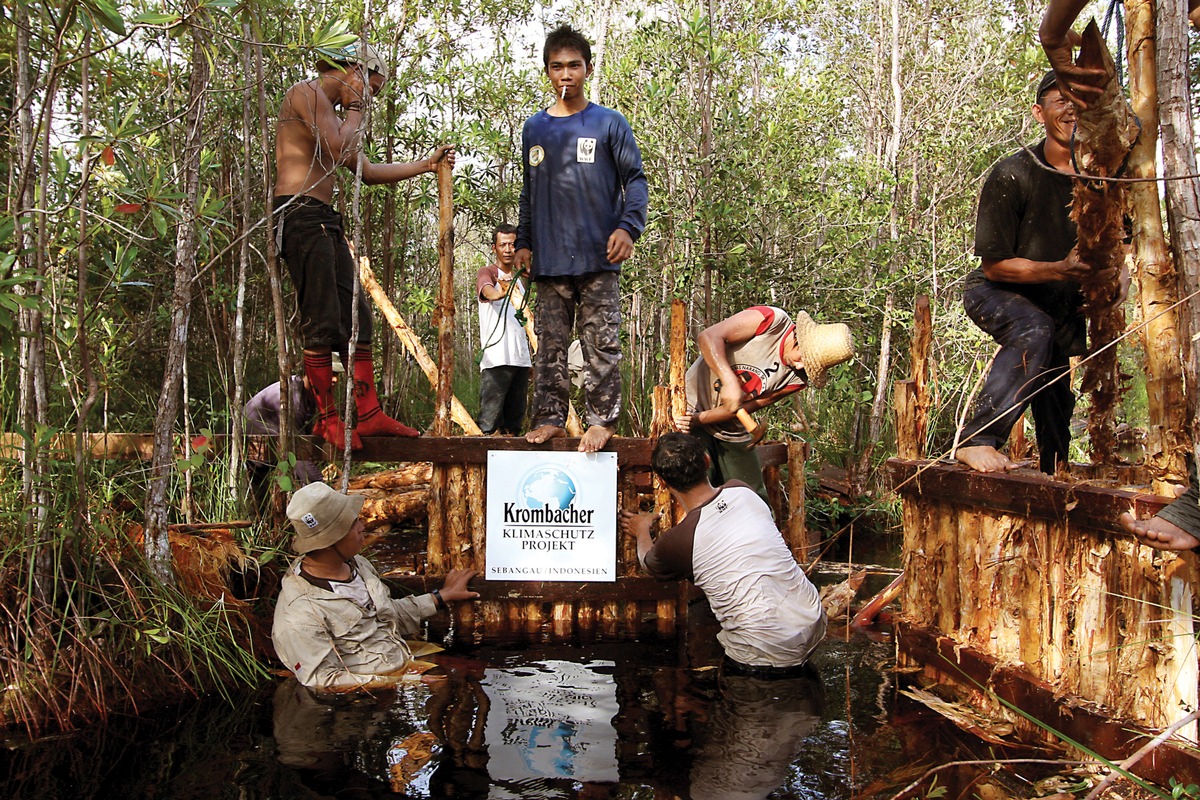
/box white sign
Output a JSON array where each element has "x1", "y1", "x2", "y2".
[{"x1": 485, "y1": 451, "x2": 617, "y2": 582}]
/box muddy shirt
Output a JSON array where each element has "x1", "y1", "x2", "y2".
[
  {"x1": 516, "y1": 102, "x2": 648, "y2": 278},
  {"x1": 642, "y1": 481, "x2": 826, "y2": 668},
  {"x1": 272, "y1": 555, "x2": 438, "y2": 690},
  {"x1": 964, "y1": 139, "x2": 1085, "y2": 355},
  {"x1": 684, "y1": 306, "x2": 806, "y2": 443}
]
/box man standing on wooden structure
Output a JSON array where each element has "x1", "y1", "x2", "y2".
[
  {"x1": 674, "y1": 306, "x2": 853, "y2": 499},
  {"x1": 619, "y1": 433, "x2": 827, "y2": 674},
  {"x1": 273, "y1": 41, "x2": 454, "y2": 450},
  {"x1": 475, "y1": 224, "x2": 532, "y2": 435},
  {"x1": 273, "y1": 482, "x2": 478, "y2": 691},
  {"x1": 954, "y1": 71, "x2": 1096, "y2": 475},
  {"x1": 517, "y1": 24, "x2": 649, "y2": 453}
]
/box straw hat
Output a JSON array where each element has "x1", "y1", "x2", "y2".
[
  {"x1": 793, "y1": 311, "x2": 854, "y2": 389},
  {"x1": 286, "y1": 482, "x2": 364, "y2": 554}
]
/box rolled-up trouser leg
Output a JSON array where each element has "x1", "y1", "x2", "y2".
[{"x1": 958, "y1": 283, "x2": 1059, "y2": 459}]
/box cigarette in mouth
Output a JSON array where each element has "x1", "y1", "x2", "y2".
[{"x1": 560, "y1": 85, "x2": 567, "y2": 101}]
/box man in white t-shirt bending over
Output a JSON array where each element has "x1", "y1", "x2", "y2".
[
  {"x1": 619, "y1": 432, "x2": 827, "y2": 674},
  {"x1": 476, "y1": 223, "x2": 533, "y2": 434}
]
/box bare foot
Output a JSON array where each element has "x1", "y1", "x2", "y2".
[
  {"x1": 954, "y1": 445, "x2": 1016, "y2": 473},
  {"x1": 526, "y1": 424, "x2": 566, "y2": 445},
  {"x1": 578, "y1": 425, "x2": 615, "y2": 453},
  {"x1": 1118, "y1": 511, "x2": 1200, "y2": 552}
]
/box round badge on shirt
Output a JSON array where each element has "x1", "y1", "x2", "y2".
[{"x1": 529, "y1": 145, "x2": 545, "y2": 167}]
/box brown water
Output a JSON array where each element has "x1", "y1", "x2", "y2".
[{"x1": 0, "y1": 535, "x2": 1043, "y2": 798}]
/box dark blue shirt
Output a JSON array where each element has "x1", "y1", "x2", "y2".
[{"x1": 516, "y1": 103, "x2": 648, "y2": 278}]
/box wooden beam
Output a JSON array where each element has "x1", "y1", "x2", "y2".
[
  {"x1": 887, "y1": 458, "x2": 1170, "y2": 536},
  {"x1": 897, "y1": 620, "x2": 1200, "y2": 786},
  {"x1": 359, "y1": 260, "x2": 481, "y2": 435},
  {"x1": 383, "y1": 574, "x2": 695, "y2": 602},
  {"x1": 433, "y1": 159, "x2": 456, "y2": 437},
  {"x1": 8, "y1": 433, "x2": 789, "y2": 468}
]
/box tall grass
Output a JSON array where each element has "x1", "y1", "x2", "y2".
[{"x1": 0, "y1": 439, "x2": 272, "y2": 737}]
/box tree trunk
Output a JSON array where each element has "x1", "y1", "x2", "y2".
[
  {"x1": 254, "y1": 9, "x2": 291, "y2": 517},
  {"x1": 1156, "y1": 0, "x2": 1200, "y2": 471},
  {"x1": 145, "y1": 24, "x2": 210, "y2": 581},
  {"x1": 74, "y1": 36, "x2": 101, "y2": 531},
  {"x1": 1125, "y1": 0, "x2": 1187, "y2": 485},
  {"x1": 228, "y1": 20, "x2": 255, "y2": 506}
]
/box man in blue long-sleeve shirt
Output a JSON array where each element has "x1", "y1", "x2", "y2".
[{"x1": 517, "y1": 24, "x2": 649, "y2": 453}]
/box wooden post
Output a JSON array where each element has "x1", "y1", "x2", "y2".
[
  {"x1": 1071, "y1": 21, "x2": 1139, "y2": 464},
  {"x1": 433, "y1": 159, "x2": 455, "y2": 438},
  {"x1": 360, "y1": 261, "x2": 481, "y2": 435},
  {"x1": 895, "y1": 295, "x2": 932, "y2": 460},
  {"x1": 668, "y1": 298, "x2": 689, "y2": 419},
  {"x1": 1126, "y1": 0, "x2": 1188, "y2": 488},
  {"x1": 785, "y1": 440, "x2": 812, "y2": 561}
]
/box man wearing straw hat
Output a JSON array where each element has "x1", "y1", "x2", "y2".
[
  {"x1": 674, "y1": 305, "x2": 854, "y2": 500},
  {"x1": 272, "y1": 482, "x2": 478, "y2": 691}
]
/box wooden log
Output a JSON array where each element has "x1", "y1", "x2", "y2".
[
  {"x1": 446, "y1": 465, "x2": 468, "y2": 568},
  {"x1": 359, "y1": 261, "x2": 480, "y2": 435},
  {"x1": 894, "y1": 379, "x2": 921, "y2": 461},
  {"x1": 1071, "y1": 21, "x2": 1140, "y2": 462},
  {"x1": 347, "y1": 463, "x2": 433, "y2": 489},
  {"x1": 784, "y1": 440, "x2": 810, "y2": 561},
  {"x1": 763, "y1": 463, "x2": 783, "y2": 522},
  {"x1": 433, "y1": 159, "x2": 456, "y2": 438},
  {"x1": 551, "y1": 601, "x2": 573, "y2": 641},
  {"x1": 1125, "y1": 0, "x2": 1188, "y2": 487},
  {"x1": 903, "y1": 295, "x2": 932, "y2": 460},
  {"x1": 425, "y1": 464, "x2": 449, "y2": 575},
  {"x1": 353, "y1": 486, "x2": 429, "y2": 530},
  {"x1": 466, "y1": 465, "x2": 486, "y2": 569}
]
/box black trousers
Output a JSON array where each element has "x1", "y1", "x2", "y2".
[
  {"x1": 958, "y1": 281, "x2": 1075, "y2": 474},
  {"x1": 477, "y1": 365, "x2": 530, "y2": 435},
  {"x1": 274, "y1": 196, "x2": 372, "y2": 350}
]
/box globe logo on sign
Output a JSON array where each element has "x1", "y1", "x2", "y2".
[{"x1": 518, "y1": 467, "x2": 578, "y2": 510}]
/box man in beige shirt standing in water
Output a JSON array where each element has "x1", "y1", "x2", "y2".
[{"x1": 274, "y1": 41, "x2": 454, "y2": 449}]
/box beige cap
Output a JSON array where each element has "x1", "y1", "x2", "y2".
[
  {"x1": 344, "y1": 41, "x2": 388, "y2": 81},
  {"x1": 793, "y1": 312, "x2": 854, "y2": 389},
  {"x1": 286, "y1": 482, "x2": 364, "y2": 554}
]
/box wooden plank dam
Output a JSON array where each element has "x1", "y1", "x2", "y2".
[{"x1": 887, "y1": 458, "x2": 1199, "y2": 785}]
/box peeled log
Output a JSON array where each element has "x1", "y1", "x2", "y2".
[
  {"x1": 347, "y1": 464, "x2": 433, "y2": 490},
  {"x1": 352, "y1": 486, "x2": 430, "y2": 530},
  {"x1": 1070, "y1": 20, "x2": 1140, "y2": 464}
]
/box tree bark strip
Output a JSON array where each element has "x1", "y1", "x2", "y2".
[{"x1": 432, "y1": 160, "x2": 456, "y2": 438}]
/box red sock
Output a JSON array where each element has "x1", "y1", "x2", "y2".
[
  {"x1": 352, "y1": 346, "x2": 420, "y2": 437},
  {"x1": 304, "y1": 352, "x2": 361, "y2": 450}
]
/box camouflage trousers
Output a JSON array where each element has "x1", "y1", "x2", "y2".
[{"x1": 530, "y1": 272, "x2": 621, "y2": 429}]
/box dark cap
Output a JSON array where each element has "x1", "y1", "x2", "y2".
[{"x1": 1036, "y1": 69, "x2": 1059, "y2": 102}]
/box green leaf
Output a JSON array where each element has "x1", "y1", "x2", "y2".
[
  {"x1": 83, "y1": 0, "x2": 126, "y2": 35},
  {"x1": 130, "y1": 11, "x2": 179, "y2": 25},
  {"x1": 275, "y1": 474, "x2": 293, "y2": 492}
]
